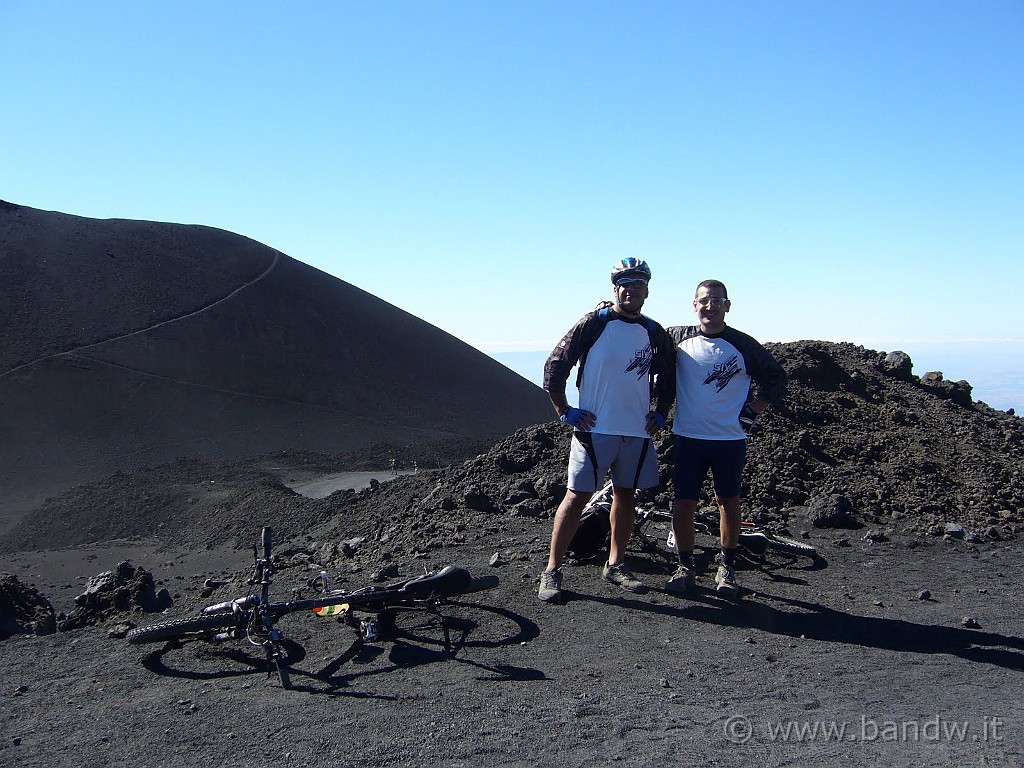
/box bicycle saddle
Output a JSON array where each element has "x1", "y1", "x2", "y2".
[{"x1": 400, "y1": 564, "x2": 471, "y2": 597}]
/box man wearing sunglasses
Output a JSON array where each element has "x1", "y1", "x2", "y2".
[
  {"x1": 665, "y1": 279, "x2": 787, "y2": 597},
  {"x1": 538, "y1": 258, "x2": 675, "y2": 603}
]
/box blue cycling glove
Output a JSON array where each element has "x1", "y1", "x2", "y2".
[
  {"x1": 648, "y1": 411, "x2": 666, "y2": 429},
  {"x1": 559, "y1": 407, "x2": 589, "y2": 428}
]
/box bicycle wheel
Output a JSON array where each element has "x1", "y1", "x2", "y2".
[
  {"x1": 126, "y1": 613, "x2": 237, "y2": 645},
  {"x1": 765, "y1": 534, "x2": 817, "y2": 559}
]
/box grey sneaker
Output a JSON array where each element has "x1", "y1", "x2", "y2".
[
  {"x1": 665, "y1": 565, "x2": 695, "y2": 595},
  {"x1": 538, "y1": 568, "x2": 563, "y2": 602},
  {"x1": 602, "y1": 562, "x2": 647, "y2": 594},
  {"x1": 715, "y1": 564, "x2": 739, "y2": 596}
]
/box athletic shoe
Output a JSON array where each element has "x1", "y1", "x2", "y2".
[
  {"x1": 537, "y1": 569, "x2": 563, "y2": 602},
  {"x1": 665, "y1": 565, "x2": 695, "y2": 595},
  {"x1": 715, "y1": 564, "x2": 739, "y2": 596},
  {"x1": 602, "y1": 562, "x2": 647, "y2": 594}
]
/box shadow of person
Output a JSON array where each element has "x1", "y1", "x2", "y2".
[
  {"x1": 683, "y1": 590, "x2": 1024, "y2": 672},
  {"x1": 625, "y1": 542, "x2": 828, "y2": 581},
  {"x1": 577, "y1": 588, "x2": 1024, "y2": 671}
]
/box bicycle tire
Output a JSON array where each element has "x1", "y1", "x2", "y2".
[
  {"x1": 765, "y1": 534, "x2": 817, "y2": 558},
  {"x1": 126, "y1": 613, "x2": 238, "y2": 645}
]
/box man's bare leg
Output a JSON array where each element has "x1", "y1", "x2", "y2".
[
  {"x1": 600, "y1": 485, "x2": 646, "y2": 593},
  {"x1": 606, "y1": 486, "x2": 636, "y2": 566},
  {"x1": 713, "y1": 493, "x2": 742, "y2": 595},
  {"x1": 671, "y1": 498, "x2": 697, "y2": 555},
  {"x1": 545, "y1": 489, "x2": 592, "y2": 571},
  {"x1": 715, "y1": 494, "x2": 742, "y2": 549}
]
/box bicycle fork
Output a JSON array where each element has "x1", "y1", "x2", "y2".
[{"x1": 258, "y1": 618, "x2": 290, "y2": 684}]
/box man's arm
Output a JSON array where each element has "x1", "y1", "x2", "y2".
[
  {"x1": 749, "y1": 350, "x2": 787, "y2": 410},
  {"x1": 650, "y1": 324, "x2": 676, "y2": 418},
  {"x1": 542, "y1": 313, "x2": 594, "y2": 418},
  {"x1": 719, "y1": 331, "x2": 783, "y2": 434},
  {"x1": 725, "y1": 329, "x2": 787, "y2": 410}
]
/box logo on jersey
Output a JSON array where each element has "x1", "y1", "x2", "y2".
[
  {"x1": 704, "y1": 354, "x2": 741, "y2": 392},
  {"x1": 625, "y1": 344, "x2": 654, "y2": 380}
]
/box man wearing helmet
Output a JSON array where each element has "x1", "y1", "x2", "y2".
[{"x1": 537, "y1": 258, "x2": 675, "y2": 603}]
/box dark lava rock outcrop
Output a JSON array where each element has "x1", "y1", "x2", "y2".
[
  {"x1": 3, "y1": 341, "x2": 1022, "y2": 566},
  {"x1": 57, "y1": 561, "x2": 171, "y2": 631},
  {"x1": 0, "y1": 573, "x2": 56, "y2": 637}
]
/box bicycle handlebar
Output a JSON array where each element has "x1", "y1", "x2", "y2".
[{"x1": 261, "y1": 527, "x2": 272, "y2": 559}]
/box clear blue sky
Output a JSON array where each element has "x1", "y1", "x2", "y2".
[{"x1": 2, "y1": 2, "x2": 1022, "y2": 407}]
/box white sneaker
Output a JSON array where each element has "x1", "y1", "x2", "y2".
[
  {"x1": 666, "y1": 565, "x2": 695, "y2": 595},
  {"x1": 715, "y1": 564, "x2": 739, "y2": 596},
  {"x1": 537, "y1": 569, "x2": 563, "y2": 602}
]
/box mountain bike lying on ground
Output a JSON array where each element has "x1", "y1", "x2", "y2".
[
  {"x1": 126, "y1": 527, "x2": 499, "y2": 688},
  {"x1": 570, "y1": 481, "x2": 818, "y2": 563},
  {"x1": 637, "y1": 505, "x2": 818, "y2": 560}
]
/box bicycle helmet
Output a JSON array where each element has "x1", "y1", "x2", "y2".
[{"x1": 610, "y1": 258, "x2": 652, "y2": 285}]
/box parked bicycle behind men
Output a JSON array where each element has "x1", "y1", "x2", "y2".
[
  {"x1": 665, "y1": 279, "x2": 787, "y2": 597},
  {"x1": 537, "y1": 258, "x2": 675, "y2": 603}
]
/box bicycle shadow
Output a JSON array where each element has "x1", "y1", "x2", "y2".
[
  {"x1": 578, "y1": 588, "x2": 1024, "y2": 672},
  {"x1": 139, "y1": 637, "x2": 331, "y2": 688},
  {"x1": 295, "y1": 602, "x2": 544, "y2": 692},
  {"x1": 139, "y1": 602, "x2": 543, "y2": 695}
]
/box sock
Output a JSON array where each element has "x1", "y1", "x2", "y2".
[
  {"x1": 721, "y1": 547, "x2": 737, "y2": 568},
  {"x1": 677, "y1": 550, "x2": 694, "y2": 569}
]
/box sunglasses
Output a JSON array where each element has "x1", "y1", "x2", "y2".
[{"x1": 695, "y1": 296, "x2": 727, "y2": 308}]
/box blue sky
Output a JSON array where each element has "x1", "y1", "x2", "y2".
[{"x1": 2, "y1": 2, "x2": 1022, "y2": 409}]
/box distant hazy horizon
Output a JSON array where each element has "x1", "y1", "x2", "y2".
[{"x1": 490, "y1": 341, "x2": 1023, "y2": 414}]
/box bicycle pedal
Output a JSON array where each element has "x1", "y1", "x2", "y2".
[{"x1": 359, "y1": 619, "x2": 379, "y2": 642}]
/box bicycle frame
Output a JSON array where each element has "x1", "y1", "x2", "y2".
[{"x1": 624, "y1": 485, "x2": 817, "y2": 562}]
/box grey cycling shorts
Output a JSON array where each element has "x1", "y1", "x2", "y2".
[{"x1": 567, "y1": 432, "x2": 659, "y2": 493}]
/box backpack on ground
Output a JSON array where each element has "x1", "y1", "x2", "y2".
[{"x1": 566, "y1": 482, "x2": 613, "y2": 560}]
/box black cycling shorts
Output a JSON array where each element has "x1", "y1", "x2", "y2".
[{"x1": 673, "y1": 435, "x2": 746, "y2": 500}]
